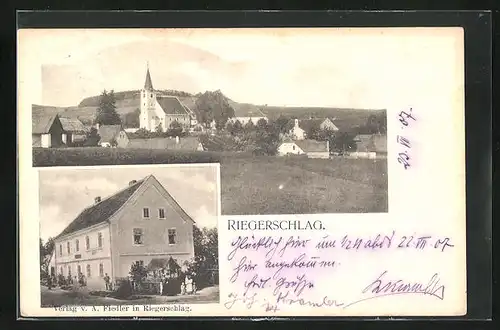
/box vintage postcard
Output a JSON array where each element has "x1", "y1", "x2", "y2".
[{"x1": 18, "y1": 27, "x2": 466, "y2": 317}]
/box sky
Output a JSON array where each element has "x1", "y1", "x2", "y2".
[
  {"x1": 18, "y1": 28, "x2": 463, "y2": 109},
  {"x1": 38, "y1": 165, "x2": 219, "y2": 241}
]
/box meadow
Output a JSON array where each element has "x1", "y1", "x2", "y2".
[{"x1": 33, "y1": 148, "x2": 388, "y2": 214}]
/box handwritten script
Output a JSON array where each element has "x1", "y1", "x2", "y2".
[
  {"x1": 224, "y1": 231, "x2": 452, "y2": 312},
  {"x1": 397, "y1": 108, "x2": 416, "y2": 170}
]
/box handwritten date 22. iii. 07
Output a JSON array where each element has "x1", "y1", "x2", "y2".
[
  {"x1": 224, "y1": 232, "x2": 453, "y2": 312},
  {"x1": 397, "y1": 108, "x2": 416, "y2": 170}
]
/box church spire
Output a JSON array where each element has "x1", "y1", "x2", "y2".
[{"x1": 144, "y1": 62, "x2": 154, "y2": 91}]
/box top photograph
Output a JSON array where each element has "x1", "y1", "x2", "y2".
[{"x1": 24, "y1": 28, "x2": 388, "y2": 215}]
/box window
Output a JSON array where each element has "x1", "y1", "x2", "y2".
[
  {"x1": 77, "y1": 265, "x2": 82, "y2": 275},
  {"x1": 143, "y1": 208, "x2": 150, "y2": 218},
  {"x1": 168, "y1": 229, "x2": 177, "y2": 245},
  {"x1": 86, "y1": 264, "x2": 91, "y2": 278},
  {"x1": 67, "y1": 242, "x2": 71, "y2": 254},
  {"x1": 85, "y1": 236, "x2": 90, "y2": 250},
  {"x1": 68, "y1": 265, "x2": 72, "y2": 277},
  {"x1": 75, "y1": 239, "x2": 79, "y2": 252},
  {"x1": 293, "y1": 145, "x2": 296, "y2": 151},
  {"x1": 59, "y1": 244, "x2": 62, "y2": 257},
  {"x1": 98, "y1": 233, "x2": 103, "y2": 248},
  {"x1": 159, "y1": 208, "x2": 165, "y2": 219},
  {"x1": 133, "y1": 228, "x2": 144, "y2": 245},
  {"x1": 99, "y1": 263, "x2": 104, "y2": 277}
]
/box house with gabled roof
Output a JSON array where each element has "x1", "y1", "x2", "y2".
[
  {"x1": 140, "y1": 66, "x2": 192, "y2": 132},
  {"x1": 59, "y1": 117, "x2": 88, "y2": 145},
  {"x1": 97, "y1": 125, "x2": 129, "y2": 148},
  {"x1": 350, "y1": 133, "x2": 388, "y2": 159},
  {"x1": 48, "y1": 174, "x2": 195, "y2": 290},
  {"x1": 32, "y1": 113, "x2": 64, "y2": 148}
]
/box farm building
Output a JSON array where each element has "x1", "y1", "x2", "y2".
[
  {"x1": 350, "y1": 134, "x2": 388, "y2": 159},
  {"x1": 140, "y1": 66, "x2": 194, "y2": 132},
  {"x1": 59, "y1": 117, "x2": 88, "y2": 145},
  {"x1": 278, "y1": 138, "x2": 330, "y2": 159},
  {"x1": 97, "y1": 125, "x2": 129, "y2": 148},
  {"x1": 32, "y1": 113, "x2": 64, "y2": 148},
  {"x1": 126, "y1": 136, "x2": 204, "y2": 151},
  {"x1": 48, "y1": 175, "x2": 195, "y2": 291}
]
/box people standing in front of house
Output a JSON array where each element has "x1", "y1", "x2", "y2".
[{"x1": 104, "y1": 273, "x2": 111, "y2": 291}]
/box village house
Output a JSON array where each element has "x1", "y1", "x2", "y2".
[
  {"x1": 278, "y1": 138, "x2": 330, "y2": 159},
  {"x1": 59, "y1": 117, "x2": 88, "y2": 145},
  {"x1": 140, "y1": 66, "x2": 192, "y2": 132},
  {"x1": 32, "y1": 114, "x2": 64, "y2": 148},
  {"x1": 226, "y1": 103, "x2": 268, "y2": 127},
  {"x1": 350, "y1": 134, "x2": 388, "y2": 159},
  {"x1": 48, "y1": 175, "x2": 196, "y2": 290},
  {"x1": 126, "y1": 136, "x2": 204, "y2": 151},
  {"x1": 289, "y1": 119, "x2": 306, "y2": 140},
  {"x1": 97, "y1": 125, "x2": 129, "y2": 148},
  {"x1": 287, "y1": 118, "x2": 339, "y2": 141}
]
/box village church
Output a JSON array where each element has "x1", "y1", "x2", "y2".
[{"x1": 140, "y1": 65, "x2": 193, "y2": 132}]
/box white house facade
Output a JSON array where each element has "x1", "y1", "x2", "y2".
[{"x1": 49, "y1": 175, "x2": 195, "y2": 290}]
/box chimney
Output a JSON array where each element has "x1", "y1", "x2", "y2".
[
  {"x1": 94, "y1": 196, "x2": 101, "y2": 204},
  {"x1": 175, "y1": 136, "x2": 180, "y2": 144},
  {"x1": 129, "y1": 180, "x2": 137, "y2": 186}
]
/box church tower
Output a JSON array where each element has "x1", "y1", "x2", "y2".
[{"x1": 140, "y1": 63, "x2": 157, "y2": 131}]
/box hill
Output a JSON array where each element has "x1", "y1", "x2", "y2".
[{"x1": 35, "y1": 89, "x2": 386, "y2": 132}]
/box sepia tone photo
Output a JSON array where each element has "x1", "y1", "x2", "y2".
[
  {"x1": 30, "y1": 29, "x2": 388, "y2": 215},
  {"x1": 38, "y1": 164, "x2": 220, "y2": 307}
]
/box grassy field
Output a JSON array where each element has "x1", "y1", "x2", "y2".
[{"x1": 33, "y1": 148, "x2": 387, "y2": 214}]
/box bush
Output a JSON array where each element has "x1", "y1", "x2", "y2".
[
  {"x1": 163, "y1": 277, "x2": 182, "y2": 296},
  {"x1": 114, "y1": 280, "x2": 133, "y2": 299}
]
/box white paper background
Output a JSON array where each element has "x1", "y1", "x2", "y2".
[{"x1": 18, "y1": 27, "x2": 465, "y2": 317}]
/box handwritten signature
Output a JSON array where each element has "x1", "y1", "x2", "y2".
[
  {"x1": 342, "y1": 270, "x2": 445, "y2": 308},
  {"x1": 224, "y1": 271, "x2": 445, "y2": 312}
]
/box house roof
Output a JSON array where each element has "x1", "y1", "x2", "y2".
[
  {"x1": 294, "y1": 139, "x2": 329, "y2": 153},
  {"x1": 59, "y1": 117, "x2": 88, "y2": 134},
  {"x1": 354, "y1": 134, "x2": 387, "y2": 153},
  {"x1": 32, "y1": 114, "x2": 60, "y2": 134},
  {"x1": 56, "y1": 178, "x2": 145, "y2": 239},
  {"x1": 98, "y1": 125, "x2": 123, "y2": 143},
  {"x1": 127, "y1": 137, "x2": 202, "y2": 150},
  {"x1": 157, "y1": 96, "x2": 190, "y2": 115},
  {"x1": 55, "y1": 175, "x2": 195, "y2": 240},
  {"x1": 144, "y1": 68, "x2": 154, "y2": 90}
]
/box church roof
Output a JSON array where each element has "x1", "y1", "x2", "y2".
[
  {"x1": 144, "y1": 68, "x2": 154, "y2": 90},
  {"x1": 157, "y1": 96, "x2": 191, "y2": 115}
]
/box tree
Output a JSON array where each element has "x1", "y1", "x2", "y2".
[
  {"x1": 166, "y1": 120, "x2": 183, "y2": 137},
  {"x1": 194, "y1": 90, "x2": 235, "y2": 128},
  {"x1": 187, "y1": 225, "x2": 219, "y2": 289},
  {"x1": 271, "y1": 115, "x2": 294, "y2": 135},
  {"x1": 83, "y1": 127, "x2": 100, "y2": 146},
  {"x1": 40, "y1": 238, "x2": 54, "y2": 280},
  {"x1": 95, "y1": 89, "x2": 121, "y2": 125},
  {"x1": 244, "y1": 120, "x2": 255, "y2": 133},
  {"x1": 129, "y1": 261, "x2": 148, "y2": 290},
  {"x1": 304, "y1": 122, "x2": 321, "y2": 140},
  {"x1": 155, "y1": 123, "x2": 163, "y2": 133},
  {"x1": 332, "y1": 132, "x2": 357, "y2": 153},
  {"x1": 256, "y1": 118, "x2": 268, "y2": 130},
  {"x1": 124, "y1": 109, "x2": 140, "y2": 128}
]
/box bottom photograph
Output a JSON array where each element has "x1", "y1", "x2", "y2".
[{"x1": 38, "y1": 164, "x2": 220, "y2": 306}]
